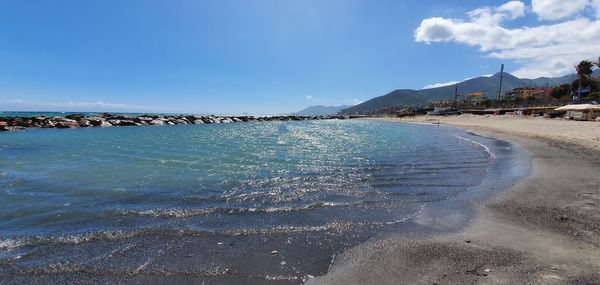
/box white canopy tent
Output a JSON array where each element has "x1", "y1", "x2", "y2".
[{"x1": 555, "y1": 104, "x2": 600, "y2": 111}]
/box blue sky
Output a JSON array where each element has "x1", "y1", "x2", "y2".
[{"x1": 1, "y1": 0, "x2": 599, "y2": 114}]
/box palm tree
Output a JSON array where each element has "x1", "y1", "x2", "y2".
[
  {"x1": 575, "y1": 60, "x2": 594, "y2": 98},
  {"x1": 576, "y1": 60, "x2": 594, "y2": 79}
]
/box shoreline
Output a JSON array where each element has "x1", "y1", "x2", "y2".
[{"x1": 308, "y1": 116, "x2": 600, "y2": 284}]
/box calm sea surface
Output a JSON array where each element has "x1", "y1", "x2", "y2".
[{"x1": 0, "y1": 120, "x2": 507, "y2": 284}]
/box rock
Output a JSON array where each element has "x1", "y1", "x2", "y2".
[
  {"x1": 0, "y1": 125, "x2": 25, "y2": 132},
  {"x1": 193, "y1": 119, "x2": 204, "y2": 124},
  {"x1": 118, "y1": 120, "x2": 138, "y2": 126},
  {"x1": 88, "y1": 117, "x2": 106, "y2": 126},
  {"x1": 133, "y1": 116, "x2": 153, "y2": 123},
  {"x1": 56, "y1": 120, "x2": 80, "y2": 128},
  {"x1": 99, "y1": 121, "x2": 112, "y2": 127},
  {"x1": 43, "y1": 120, "x2": 56, "y2": 128},
  {"x1": 65, "y1": 113, "x2": 85, "y2": 120},
  {"x1": 107, "y1": 119, "x2": 121, "y2": 126},
  {"x1": 149, "y1": 119, "x2": 165, "y2": 126},
  {"x1": 78, "y1": 119, "x2": 91, "y2": 127}
]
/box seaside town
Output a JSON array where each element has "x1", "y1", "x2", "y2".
[{"x1": 383, "y1": 59, "x2": 600, "y2": 121}]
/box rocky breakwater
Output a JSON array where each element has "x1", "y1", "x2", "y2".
[{"x1": 0, "y1": 113, "x2": 352, "y2": 131}]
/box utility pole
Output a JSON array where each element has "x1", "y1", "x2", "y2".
[
  {"x1": 497, "y1": 64, "x2": 504, "y2": 101},
  {"x1": 454, "y1": 84, "x2": 459, "y2": 111}
]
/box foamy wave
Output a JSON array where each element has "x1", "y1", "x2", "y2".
[
  {"x1": 116, "y1": 202, "x2": 358, "y2": 218},
  {"x1": 0, "y1": 205, "x2": 427, "y2": 250},
  {"x1": 453, "y1": 135, "x2": 496, "y2": 159}
]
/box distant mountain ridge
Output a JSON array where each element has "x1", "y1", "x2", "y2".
[
  {"x1": 341, "y1": 70, "x2": 600, "y2": 115},
  {"x1": 295, "y1": 105, "x2": 350, "y2": 116}
]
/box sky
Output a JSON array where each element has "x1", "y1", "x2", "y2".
[{"x1": 1, "y1": 0, "x2": 599, "y2": 114}]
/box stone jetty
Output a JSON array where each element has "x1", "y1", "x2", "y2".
[{"x1": 0, "y1": 113, "x2": 353, "y2": 132}]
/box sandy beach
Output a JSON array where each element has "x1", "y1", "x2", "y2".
[{"x1": 309, "y1": 115, "x2": 600, "y2": 284}]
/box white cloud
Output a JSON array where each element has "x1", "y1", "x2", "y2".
[
  {"x1": 0, "y1": 99, "x2": 170, "y2": 112},
  {"x1": 351, "y1": 98, "x2": 363, "y2": 105},
  {"x1": 531, "y1": 0, "x2": 588, "y2": 21},
  {"x1": 423, "y1": 76, "x2": 479, "y2": 89},
  {"x1": 414, "y1": 0, "x2": 600, "y2": 78},
  {"x1": 498, "y1": 1, "x2": 527, "y2": 19},
  {"x1": 305, "y1": 95, "x2": 313, "y2": 100},
  {"x1": 423, "y1": 81, "x2": 460, "y2": 89}
]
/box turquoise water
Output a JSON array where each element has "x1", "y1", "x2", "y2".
[{"x1": 0, "y1": 120, "x2": 499, "y2": 283}]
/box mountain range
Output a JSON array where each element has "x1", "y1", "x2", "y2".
[
  {"x1": 295, "y1": 105, "x2": 351, "y2": 116},
  {"x1": 340, "y1": 70, "x2": 600, "y2": 115}
]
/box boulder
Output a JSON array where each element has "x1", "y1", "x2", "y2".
[
  {"x1": 65, "y1": 113, "x2": 85, "y2": 121},
  {"x1": 78, "y1": 119, "x2": 91, "y2": 127},
  {"x1": 118, "y1": 120, "x2": 138, "y2": 126},
  {"x1": 88, "y1": 117, "x2": 106, "y2": 126},
  {"x1": 0, "y1": 125, "x2": 25, "y2": 132},
  {"x1": 107, "y1": 119, "x2": 121, "y2": 126},
  {"x1": 149, "y1": 119, "x2": 165, "y2": 126},
  {"x1": 56, "y1": 120, "x2": 80, "y2": 128},
  {"x1": 43, "y1": 120, "x2": 56, "y2": 128},
  {"x1": 99, "y1": 121, "x2": 112, "y2": 127},
  {"x1": 133, "y1": 116, "x2": 153, "y2": 123}
]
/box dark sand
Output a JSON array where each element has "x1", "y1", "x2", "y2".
[{"x1": 308, "y1": 123, "x2": 600, "y2": 284}]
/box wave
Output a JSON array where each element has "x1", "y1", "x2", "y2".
[
  {"x1": 115, "y1": 196, "x2": 432, "y2": 218},
  {"x1": 453, "y1": 135, "x2": 496, "y2": 159},
  {"x1": 0, "y1": 203, "x2": 427, "y2": 251}
]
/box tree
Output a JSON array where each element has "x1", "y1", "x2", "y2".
[
  {"x1": 551, "y1": 84, "x2": 571, "y2": 99},
  {"x1": 576, "y1": 60, "x2": 594, "y2": 79}
]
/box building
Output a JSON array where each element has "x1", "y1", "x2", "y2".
[
  {"x1": 431, "y1": 100, "x2": 452, "y2": 108},
  {"x1": 464, "y1": 92, "x2": 485, "y2": 104},
  {"x1": 506, "y1": 87, "x2": 551, "y2": 100}
]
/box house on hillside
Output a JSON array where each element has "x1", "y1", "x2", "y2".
[
  {"x1": 505, "y1": 87, "x2": 551, "y2": 100},
  {"x1": 431, "y1": 100, "x2": 452, "y2": 108},
  {"x1": 464, "y1": 92, "x2": 486, "y2": 104}
]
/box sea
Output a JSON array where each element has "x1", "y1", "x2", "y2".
[{"x1": 0, "y1": 119, "x2": 526, "y2": 284}]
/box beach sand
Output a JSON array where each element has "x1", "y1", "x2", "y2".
[{"x1": 308, "y1": 115, "x2": 600, "y2": 284}]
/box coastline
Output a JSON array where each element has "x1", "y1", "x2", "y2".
[{"x1": 308, "y1": 116, "x2": 600, "y2": 284}]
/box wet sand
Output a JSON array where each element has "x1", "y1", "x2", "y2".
[{"x1": 309, "y1": 116, "x2": 600, "y2": 284}]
